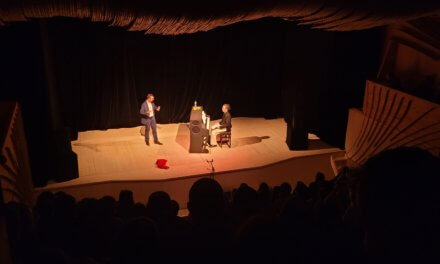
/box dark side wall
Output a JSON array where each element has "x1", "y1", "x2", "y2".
[{"x1": 378, "y1": 21, "x2": 440, "y2": 104}]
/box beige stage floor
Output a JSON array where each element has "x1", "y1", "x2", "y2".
[{"x1": 45, "y1": 118, "x2": 339, "y2": 188}]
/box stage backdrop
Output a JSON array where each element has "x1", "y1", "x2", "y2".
[
  {"x1": 0, "y1": 18, "x2": 382, "y2": 185},
  {"x1": 44, "y1": 18, "x2": 289, "y2": 130}
]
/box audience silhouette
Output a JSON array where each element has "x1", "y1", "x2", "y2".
[{"x1": 3, "y1": 147, "x2": 439, "y2": 263}]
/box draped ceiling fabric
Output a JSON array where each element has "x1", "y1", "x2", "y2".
[{"x1": 0, "y1": 0, "x2": 439, "y2": 34}]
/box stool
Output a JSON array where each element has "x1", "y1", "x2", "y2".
[{"x1": 217, "y1": 131, "x2": 231, "y2": 148}]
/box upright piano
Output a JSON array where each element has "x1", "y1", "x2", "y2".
[{"x1": 189, "y1": 106, "x2": 211, "y2": 153}]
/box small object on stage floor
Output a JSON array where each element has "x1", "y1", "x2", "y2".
[{"x1": 156, "y1": 159, "x2": 169, "y2": 169}]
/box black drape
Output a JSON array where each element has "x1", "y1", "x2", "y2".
[
  {"x1": 281, "y1": 26, "x2": 334, "y2": 149},
  {"x1": 43, "y1": 18, "x2": 381, "y2": 139},
  {"x1": 45, "y1": 18, "x2": 286, "y2": 131},
  {"x1": 0, "y1": 22, "x2": 52, "y2": 186}
]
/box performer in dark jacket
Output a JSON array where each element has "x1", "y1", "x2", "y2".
[
  {"x1": 211, "y1": 104, "x2": 232, "y2": 145},
  {"x1": 140, "y1": 93, "x2": 163, "y2": 145}
]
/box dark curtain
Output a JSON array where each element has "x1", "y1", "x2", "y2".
[
  {"x1": 0, "y1": 22, "x2": 51, "y2": 186},
  {"x1": 43, "y1": 18, "x2": 381, "y2": 140},
  {"x1": 46, "y1": 18, "x2": 286, "y2": 131},
  {"x1": 280, "y1": 26, "x2": 334, "y2": 148}
]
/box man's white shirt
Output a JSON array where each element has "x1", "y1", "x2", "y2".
[{"x1": 147, "y1": 102, "x2": 154, "y2": 117}]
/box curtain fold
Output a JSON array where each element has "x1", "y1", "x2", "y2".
[{"x1": 46, "y1": 18, "x2": 288, "y2": 131}]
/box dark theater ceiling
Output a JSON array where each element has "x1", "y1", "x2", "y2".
[{"x1": 1, "y1": 0, "x2": 439, "y2": 34}]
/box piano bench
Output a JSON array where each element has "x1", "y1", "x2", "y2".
[{"x1": 217, "y1": 131, "x2": 231, "y2": 148}]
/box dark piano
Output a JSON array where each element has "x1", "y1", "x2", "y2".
[{"x1": 189, "y1": 106, "x2": 211, "y2": 153}]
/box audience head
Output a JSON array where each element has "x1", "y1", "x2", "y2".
[
  {"x1": 233, "y1": 184, "x2": 258, "y2": 215},
  {"x1": 188, "y1": 178, "x2": 225, "y2": 221},
  {"x1": 293, "y1": 181, "x2": 308, "y2": 196},
  {"x1": 315, "y1": 172, "x2": 325, "y2": 182},
  {"x1": 117, "y1": 190, "x2": 135, "y2": 219},
  {"x1": 34, "y1": 191, "x2": 55, "y2": 218},
  {"x1": 146, "y1": 191, "x2": 171, "y2": 220},
  {"x1": 118, "y1": 190, "x2": 134, "y2": 206},
  {"x1": 280, "y1": 182, "x2": 292, "y2": 197},
  {"x1": 272, "y1": 186, "x2": 281, "y2": 202},
  {"x1": 98, "y1": 196, "x2": 116, "y2": 217},
  {"x1": 258, "y1": 182, "x2": 270, "y2": 193},
  {"x1": 170, "y1": 200, "x2": 180, "y2": 217},
  {"x1": 257, "y1": 182, "x2": 271, "y2": 202},
  {"x1": 53, "y1": 191, "x2": 76, "y2": 218},
  {"x1": 359, "y1": 147, "x2": 440, "y2": 259}
]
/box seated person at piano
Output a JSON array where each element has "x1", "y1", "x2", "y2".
[{"x1": 211, "y1": 104, "x2": 232, "y2": 145}]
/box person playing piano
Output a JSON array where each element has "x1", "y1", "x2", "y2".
[
  {"x1": 210, "y1": 104, "x2": 232, "y2": 146},
  {"x1": 140, "y1": 93, "x2": 163, "y2": 146}
]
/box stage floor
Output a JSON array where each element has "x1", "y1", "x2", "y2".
[{"x1": 46, "y1": 118, "x2": 339, "y2": 188}]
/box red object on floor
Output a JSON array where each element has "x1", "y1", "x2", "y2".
[{"x1": 156, "y1": 159, "x2": 169, "y2": 169}]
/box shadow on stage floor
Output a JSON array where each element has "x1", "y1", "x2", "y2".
[{"x1": 175, "y1": 123, "x2": 271, "y2": 150}]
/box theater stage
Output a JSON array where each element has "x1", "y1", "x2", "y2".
[{"x1": 36, "y1": 118, "x2": 342, "y2": 207}]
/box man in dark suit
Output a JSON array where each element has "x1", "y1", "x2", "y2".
[
  {"x1": 140, "y1": 93, "x2": 163, "y2": 146},
  {"x1": 211, "y1": 104, "x2": 232, "y2": 145}
]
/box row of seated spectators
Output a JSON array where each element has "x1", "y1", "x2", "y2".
[{"x1": 3, "y1": 147, "x2": 439, "y2": 263}]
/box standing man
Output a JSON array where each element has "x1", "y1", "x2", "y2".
[
  {"x1": 140, "y1": 93, "x2": 163, "y2": 146},
  {"x1": 210, "y1": 104, "x2": 232, "y2": 146}
]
